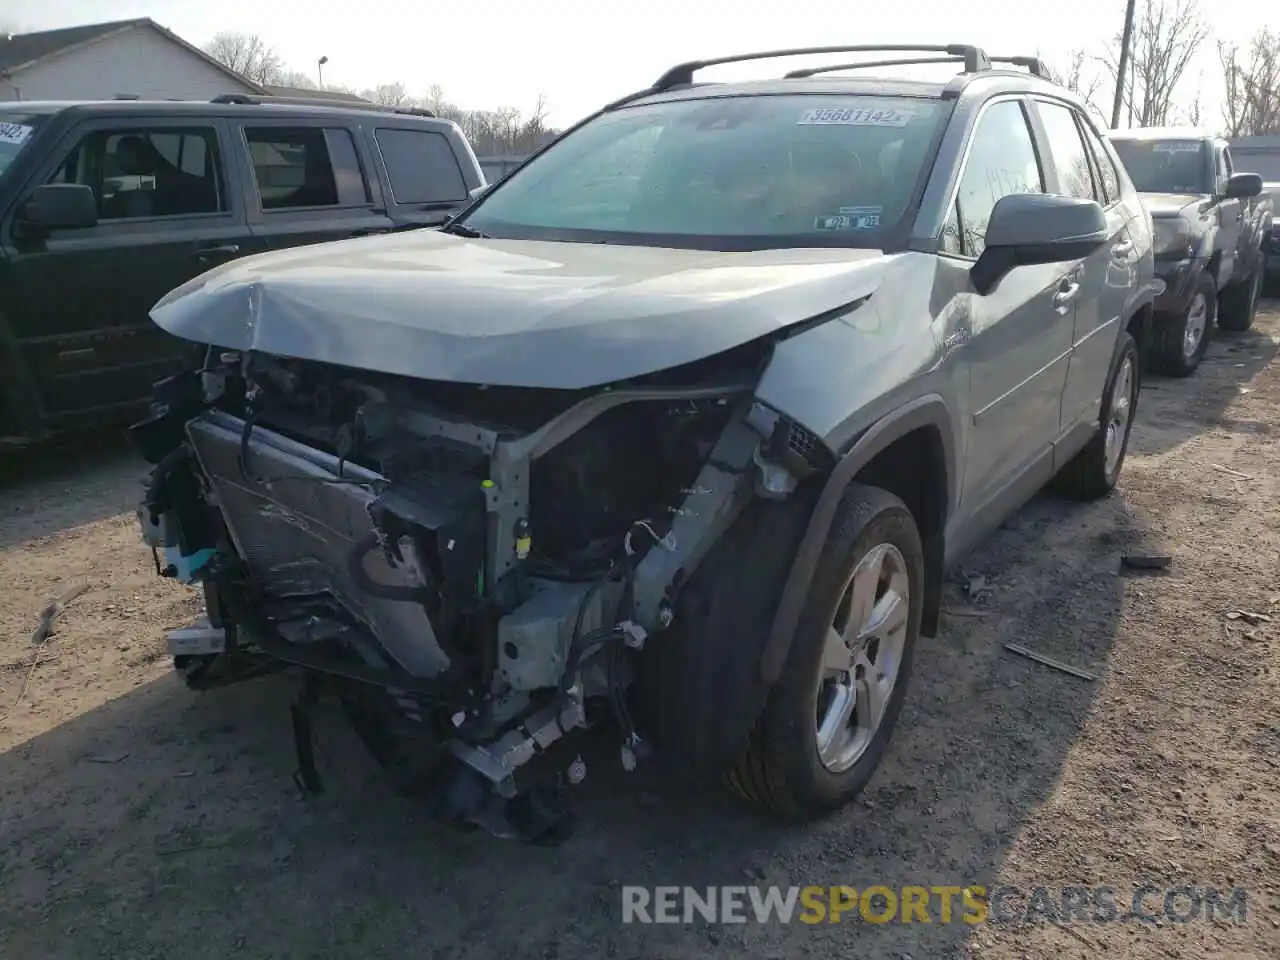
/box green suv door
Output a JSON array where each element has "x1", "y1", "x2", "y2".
[{"x1": 1, "y1": 116, "x2": 250, "y2": 438}]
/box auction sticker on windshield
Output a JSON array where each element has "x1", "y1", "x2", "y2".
[
  {"x1": 0, "y1": 122, "x2": 33, "y2": 145},
  {"x1": 797, "y1": 106, "x2": 914, "y2": 127},
  {"x1": 1152, "y1": 141, "x2": 1201, "y2": 153}
]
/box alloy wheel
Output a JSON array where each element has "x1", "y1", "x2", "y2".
[
  {"x1": 1182, "y1": 293, "x2": 1208, "y2": 360},
  {"x1": 815, "y1": 543, "x2": 910, "y2": 774},
  {"x1": 1104, "y1": 354, "x2": 1136, "y2": 476}
]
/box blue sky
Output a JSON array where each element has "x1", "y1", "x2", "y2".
[{"x1": 5, "y1": 0, "x2": 1275, "y2": 127}]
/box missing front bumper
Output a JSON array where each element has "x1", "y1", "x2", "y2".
[{"x1": 182, "y1": 409, "x2": 456, "y2": 678}]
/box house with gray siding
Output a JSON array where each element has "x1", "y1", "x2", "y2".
[{"x1": 0, "y1": 18, "x2": 262, "y2": 102}]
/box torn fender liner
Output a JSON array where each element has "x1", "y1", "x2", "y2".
[{"x1": 150, "y1": 230, "x2": 888, "y2": 390}]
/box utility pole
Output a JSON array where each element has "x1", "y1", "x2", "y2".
[{"x1": 1111, "y1": 0, "x2": 1138, "y2": 128}]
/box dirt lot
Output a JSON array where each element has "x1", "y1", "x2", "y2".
[{"x1": 2, "y1": 310, "x2": 1280, "y2": 960}]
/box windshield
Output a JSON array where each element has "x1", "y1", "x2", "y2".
[
  {"x1": 461, "y1": 94, "x2": 945, "y2": 249},
  {"x1": 0, "y1": 114, "x2": 43, "y2": 180},
  {"x1": 1110, "y1": 138, "x2": 1207, "y2": 195}
]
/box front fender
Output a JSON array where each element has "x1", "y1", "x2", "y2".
[{"x1": 759, "y1": 394, "x2": 957, "y2": 684}]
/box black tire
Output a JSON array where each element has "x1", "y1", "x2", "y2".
[
  {"x1": 727, "y1": 483, "x2": 924, "y2": 819},
  {"x1": 1217, "y1": 260, "x2": 1263, "y2": 332},
  {"x1": 1157, "y1": 272, "x2": 1215, "y2": 377},
  {"x1": 1053, "y1": 332, "x2": 1140, "y2": 501}
]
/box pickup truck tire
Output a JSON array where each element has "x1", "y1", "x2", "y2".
[
  {"x1": 1158, "y1": 274, "x2": 1215, "y2": 377},
  {"x1": 726, "y1": 483, "x2": 923, "y2": 819},
  {"x1": 1217, "y1": 261, "x2": 1263, "y2": 332},
  {"x1": 1053, "y1": 333, "x2": 1139, "y2": 501}
]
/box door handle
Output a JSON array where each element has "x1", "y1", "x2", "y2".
[
  {"x1": 1052, "y1": 280, "x2": 1081, "y2": 313},
  {"x1": 195, "y1": 244, "x2": 241, "y2": 260},
  {"x1": 351, "y1": 228, "x2": 390, "y2": 237},
  {"x1": 1111, "y1": 241, "x2": 1133, "y2": 261}
]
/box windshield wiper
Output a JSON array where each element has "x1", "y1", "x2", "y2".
[{"x1": 441, "y1": 221, "x2": 488, "y2": 238}]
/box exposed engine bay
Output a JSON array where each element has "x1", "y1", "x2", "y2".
[{"x1": 131, "y1": 343, "x2": 827, "y2": 842}]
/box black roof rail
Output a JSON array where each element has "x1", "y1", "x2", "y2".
[
  {"x1": 652, "y1": 44, "x2": 991, "y2": 91},
  {"x1": 209, "y1": 93, "x2": 435, "y2": 117},
  {"x1": 785, "y1": 56, "x2": 966, "y2": 79},
  {"x1": 988, "y1": 55, "x2": 1048, "y2": 79}
]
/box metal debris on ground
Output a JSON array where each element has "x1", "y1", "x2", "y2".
[
  {"x1": 1210, "y1": 463, "x2": 1254, "y2": 480},
  {"x1": 1119, "y1": 554, "x2": 1172, "y2": 573},
  {"x1": 942, "y1": 607, "x2": 989, "y2": 619},
  {"x1": 1, "y1": 580, "x2": 91, "y2": 723},
  {"x1": 29, "y1": 580, "x2": 90, "y2": 645},
  {"x1": 965, "y1": 573, "x2": 992, "y2": 599},
  {"x1": 1226, "y1": 610, "x2": 1272, "y2": 625},
  {"x1": 1004, "y1": 643, "x2": 1098, "y2": 681}
]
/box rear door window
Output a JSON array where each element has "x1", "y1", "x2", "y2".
[
  {"x1": 1075, "y1": 118, "x2": 1121, "y2": 205},
  {"x1": 244, "y1": 127, "x2": 369, "y2": 210},
  {"x1": 374, "y1": 128, "x2": 469, "y2": 205}
]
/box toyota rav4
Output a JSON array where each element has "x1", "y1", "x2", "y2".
[{"x1": 131, "y1": 44, "x2": 1156, "y2": 842}]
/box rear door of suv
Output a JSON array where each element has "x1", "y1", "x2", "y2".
[
  {"x1": 2, "y1": 113, "x2": 251, "y2": 429},
  {"x1": 1026, "y1": 97, "x2": 1136, "y2": 430},
  {"x1": 232, "y1": 117, "x2": 395, "y2": 253}
]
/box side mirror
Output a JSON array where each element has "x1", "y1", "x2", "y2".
[
  {"x1": 1224, "y1": 172, "x2": 1263, "y2": 199},
  {"x1": 468, "y1": 183, "x2": 490, "y2": 200},
  {"x1": 971, "y1": 193, "x2": 1108, "y2": 295},
  {"x1": 21, "y1": 183, "x2": 98, "y2": 230}
]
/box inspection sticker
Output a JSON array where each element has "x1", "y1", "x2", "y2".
[
  {"x1": 0, "y1": 122, "x2": 33, "y2": 145},
  {"x1": 816, "y1": 207, "x2": 881, "y2": 230},
  {"x1": 1152, "y1": 141, "x2": 1201, "y2": 153},
  {"x1": 797, "y1": 106, "x2": 914, "y2": 127}
]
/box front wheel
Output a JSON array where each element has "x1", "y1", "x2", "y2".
[
  {"x1": 727, "y1": 484, "x2": 923, "y2": 819},
  {"x1": 1157, "y1": 274, "x2": 1215, "y2": 377}
]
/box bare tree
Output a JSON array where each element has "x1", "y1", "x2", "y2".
[
  {"x1": 1044, "y1": 48, "x2": 1104, "y2": 110},
  {"x1": 204, "y1": 31, "x2": 284, "y2": 85},
  {"x1": 273, "y1": 70, "x2": 318, "y2": 91},
  {"x1": 362, "y1": 82, "x2": 410, "y2": 107},
  {"x1": 1220, "y1": 29, "x2": 1280, "y2": 136},
  {"x1": 1100, "y1": 0, "x2": 1208, "y2": 127},
  {"x1": 416, "y1": 84, "x2": 558, "y2": 153},
  {"x1": 1184, "y1": 83, "x2": 1203, "y2": 126}
]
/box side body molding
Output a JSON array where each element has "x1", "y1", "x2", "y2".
[{"x1": 759, "y1": 394, "x2": 957, "y2": 684}]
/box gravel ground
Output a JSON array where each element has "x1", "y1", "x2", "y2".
[{"x1": 2, "y1": 309, "x2": 1279, "y2": 959}]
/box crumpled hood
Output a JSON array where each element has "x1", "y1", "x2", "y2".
[
  {"x1": 150, "y1": 229, "x2": 890, "y2": 389},
  {"x1": 1141, "y1": 192, "x2": 1205, "y2": 218}
]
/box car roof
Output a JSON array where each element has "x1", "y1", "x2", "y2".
[
  {"x1": 1108, "y1": 126, "x2": 1217, "y2": 142},
  {"x1": 1, "y1": 98, "x2": 453, "y2": 126},
  {"x1": 617, "y1": 70, "x2": 1081, "y2": 114}
]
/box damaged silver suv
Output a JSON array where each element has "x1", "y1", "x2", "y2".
[{"x1": 132, "y1": 44, "x2": 1155, "y2": 842}]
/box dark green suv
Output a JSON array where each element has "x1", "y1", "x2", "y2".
[{"x1": 0, "y1": 95, "x2": 484, "y2": 444}]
